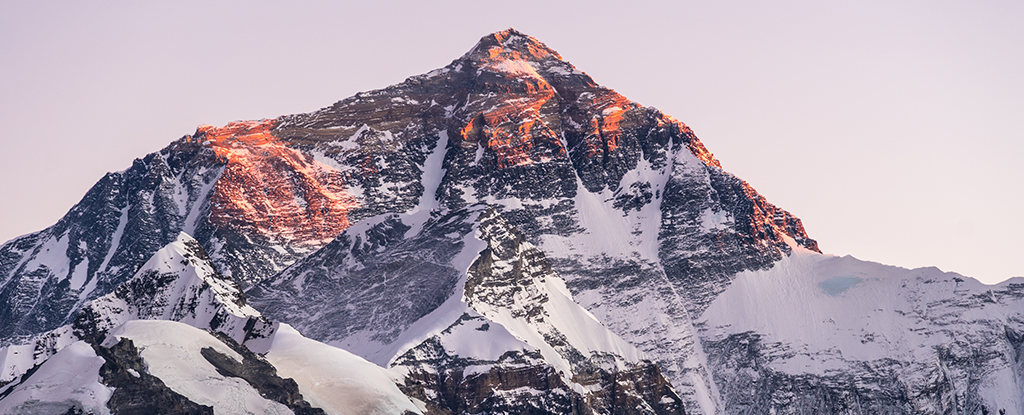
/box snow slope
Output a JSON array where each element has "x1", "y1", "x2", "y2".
[
  {"x1": 0, "y1": 341, "x2": 112, "y2": 415},
  {"x1": 701, "y1": 243, "x2": 1024, "y2": 414},
  {"x1": 108, "y1": 320, "x2": 292, "y2": 415},
  {"x1": 77, "y1": 231, "x2": 274, "y2": 349},
  {"x1": 265, "y1": 323, "x2": 422, "y2": 415}
]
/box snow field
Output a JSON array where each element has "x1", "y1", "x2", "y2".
[
  {"x1": 0, "y1": 341, "x2": 112, "y2": 415},
  {"x1": 109, "y1": 320, "x2": 292, "y2": 415},
  {"x1": 264, "y1": 324, "x2": 421, "y2": 415}
]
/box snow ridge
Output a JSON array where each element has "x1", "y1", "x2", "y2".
[
  {"x1": 75, "y1": 232, "x2": 274, "y2": 349},
  {"x1": 0, "y1": 235, "x2": 423, "y2": 415}
]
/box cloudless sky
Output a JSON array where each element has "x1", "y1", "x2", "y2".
[{"x1": 1, "y1": 1, "x2": 1021, "y2": 283}]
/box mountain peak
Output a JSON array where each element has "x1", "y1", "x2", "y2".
[
  {"x1": 463, "y1": 28, "x2": 563, "y2": 64},
  {"x1": 73, "y1": 231, "x2": 274, "y2": 347}
]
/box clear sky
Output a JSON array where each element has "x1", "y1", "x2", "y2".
[{"x1": 1, "y1": 1, "x2": 1021, "y2": 284}]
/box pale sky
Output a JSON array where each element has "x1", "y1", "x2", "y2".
[{"x1": 1, "y1": 1, "x2": 1021, "y2": 284}]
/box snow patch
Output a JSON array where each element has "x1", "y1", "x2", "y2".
[
  {"x1": 403, "y1": 131, "x2": 449, "y2": 239},
  {"x1": 0, "y1": 341, "x2": 112, "y2": 415},
  {"x1": 183, "y1": 166, "x2": 223, "y2": 236},
  {"x1": 265, "y1": 324, "x2": 422, "y2": 415},
  {"x1": 818, "y1": 276, "x2": 863, "y2": 296},
  {"x1": 68, "y1": 255, "x2": 89, "y2": 291},
  {"x1": 109, "y1": 320, "x2": 291, "y2": 415},
  {"x1": 699, "y1": 208, "x2": 733, "y2": 232},
  {"x1": 488, "y1": 60, "x2": 544, "y2": 80},
  {"x1": 98, "y1": 206, "x2": 129, "y2": 272},
  {"x1": 24, "y1": 233, "x2": 71, "y2": 283}
]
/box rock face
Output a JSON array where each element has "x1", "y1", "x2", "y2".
[
  {"x1": 252, "y1": 205, "x2": 685, "y2": 414},
  {"x1": 197, "y1": 120, "x2": 360, "y2": 278},
  {"x1": 0, "y1": 236, "x2": 421, "y2": 415},
  {"x1": 260, "y1": 28, "x2": 817, "y2": 412},
  {"x1": 699, "y1": 249, "x2": 1024, "y2": 415},
  {"x1": 2, "y1": 28, "x2": 1022, "y2": 415},
  {"x1": 0, "y1": 140, "x2": 222, "y2": 340},
  {"x1": 0, "y1": 232, "x2": 275, "y2": 389},
  {"x1": 71, "y1": 232, "x2": 275, "y2": 347},
  {"x1": 0, "y1": 122, "x2": 361, "y2": 340}
]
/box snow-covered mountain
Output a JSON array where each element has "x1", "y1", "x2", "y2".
[
  {"x1": 701, "y1": 244, "x2": 1024, "y2": 414},
  {"x1": 1, "y1": 28, "x2": 1022, "y2": 414},
  {"x1": 0, "y1": 234, "x2": 420, "y2": 415},
  {"x1": 0, "y1": 123, "x2": 359, "y2": 340},
  {"x1": 1, "y1": 208, "x2": 681, "y2": 414},
  {"x1": 251, "y1": 205, "x2": 684, "y2": 414}
]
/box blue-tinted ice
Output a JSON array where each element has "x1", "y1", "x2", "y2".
[{"x1": 818, "y1": 276, "x2": 863, "y2": 296}]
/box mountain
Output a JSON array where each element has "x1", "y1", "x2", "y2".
[
  {"x1": 1, "y1": 28, "x2": 1022, "y2": 414},
  {"x1": 0, "y1": 122, "x2": 358, "y2": 340},
  {"x1": 0, "y1": 234, "x2": 420, "y2": 415},
  {"x1": 700, "y1": 247, "x2": 1024, "y2": 414},
  {"x1": 251, "y1": 205, "x2": 684, "y2": 414},
  {"x1": 250, "y1": 27, "x2": 819, "y2": 413}
]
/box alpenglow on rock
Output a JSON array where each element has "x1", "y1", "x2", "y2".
[{"x1": 2, "y1": 28, "x2": 1022, "y2": 415}]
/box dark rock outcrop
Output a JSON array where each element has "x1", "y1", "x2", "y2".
[{"x1": 93, "y1": 337, "x2": 214, "y2": 415}]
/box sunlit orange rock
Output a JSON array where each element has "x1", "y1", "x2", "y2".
[
  {"x1": 454, "y1": 33, "x2": 566, "y2": 169},
  {"x1": 575, "y1": 91, "x2": 634, "y2": 157},
  {"x1": 196, "y1": 120, "x2": 359, "y2": 246}
]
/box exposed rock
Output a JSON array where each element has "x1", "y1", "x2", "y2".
[
  {"x1": 196, "y1": 120, "x2": 360, "y2": 284},
  {"x1": 93, "y1": 337, "x2": 213, "y2": 415},
  {"x1": 200, "y1": 331, "x2": 324, "y2": 415},
  {"x1": 253, "y1": 206, "x2": 685, "y2": 415}
]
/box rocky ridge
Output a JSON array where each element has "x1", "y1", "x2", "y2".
[
  {"x1": 252, "y1": 205, "x2": 685, "y2": 414},
  {"x1": 0, "y1": 120, "x2": 362, "y2": 341},
  {"x1": 0, "y1": 234, "x2": 420, "y2": 415},
  {"x1": 0, "y1": 232, "x2": 275, "y2": 390},
  {"x1": 262, "y1": 28, "x2": 817, "y2": 412}
]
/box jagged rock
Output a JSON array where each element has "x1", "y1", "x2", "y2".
[
  {"x1": 71, "y1": 232, "x2": 274, "y2": 347},
  {"x1": 252, "y1": 206, "x2": 685, "y2": 414},
  {"x1": 93, "y1": 337, "x2": 214, "y2": 415},
  {"x1": 199, "y1": 331, "x2": 324, "y2": 415},
  {"x1": 0, "y1": 236, "x2": 425, "y2": 415}
]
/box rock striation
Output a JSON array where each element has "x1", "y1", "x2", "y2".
[{"x1": 252, "y1": 205, "x2": 685, "y2": 414}]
